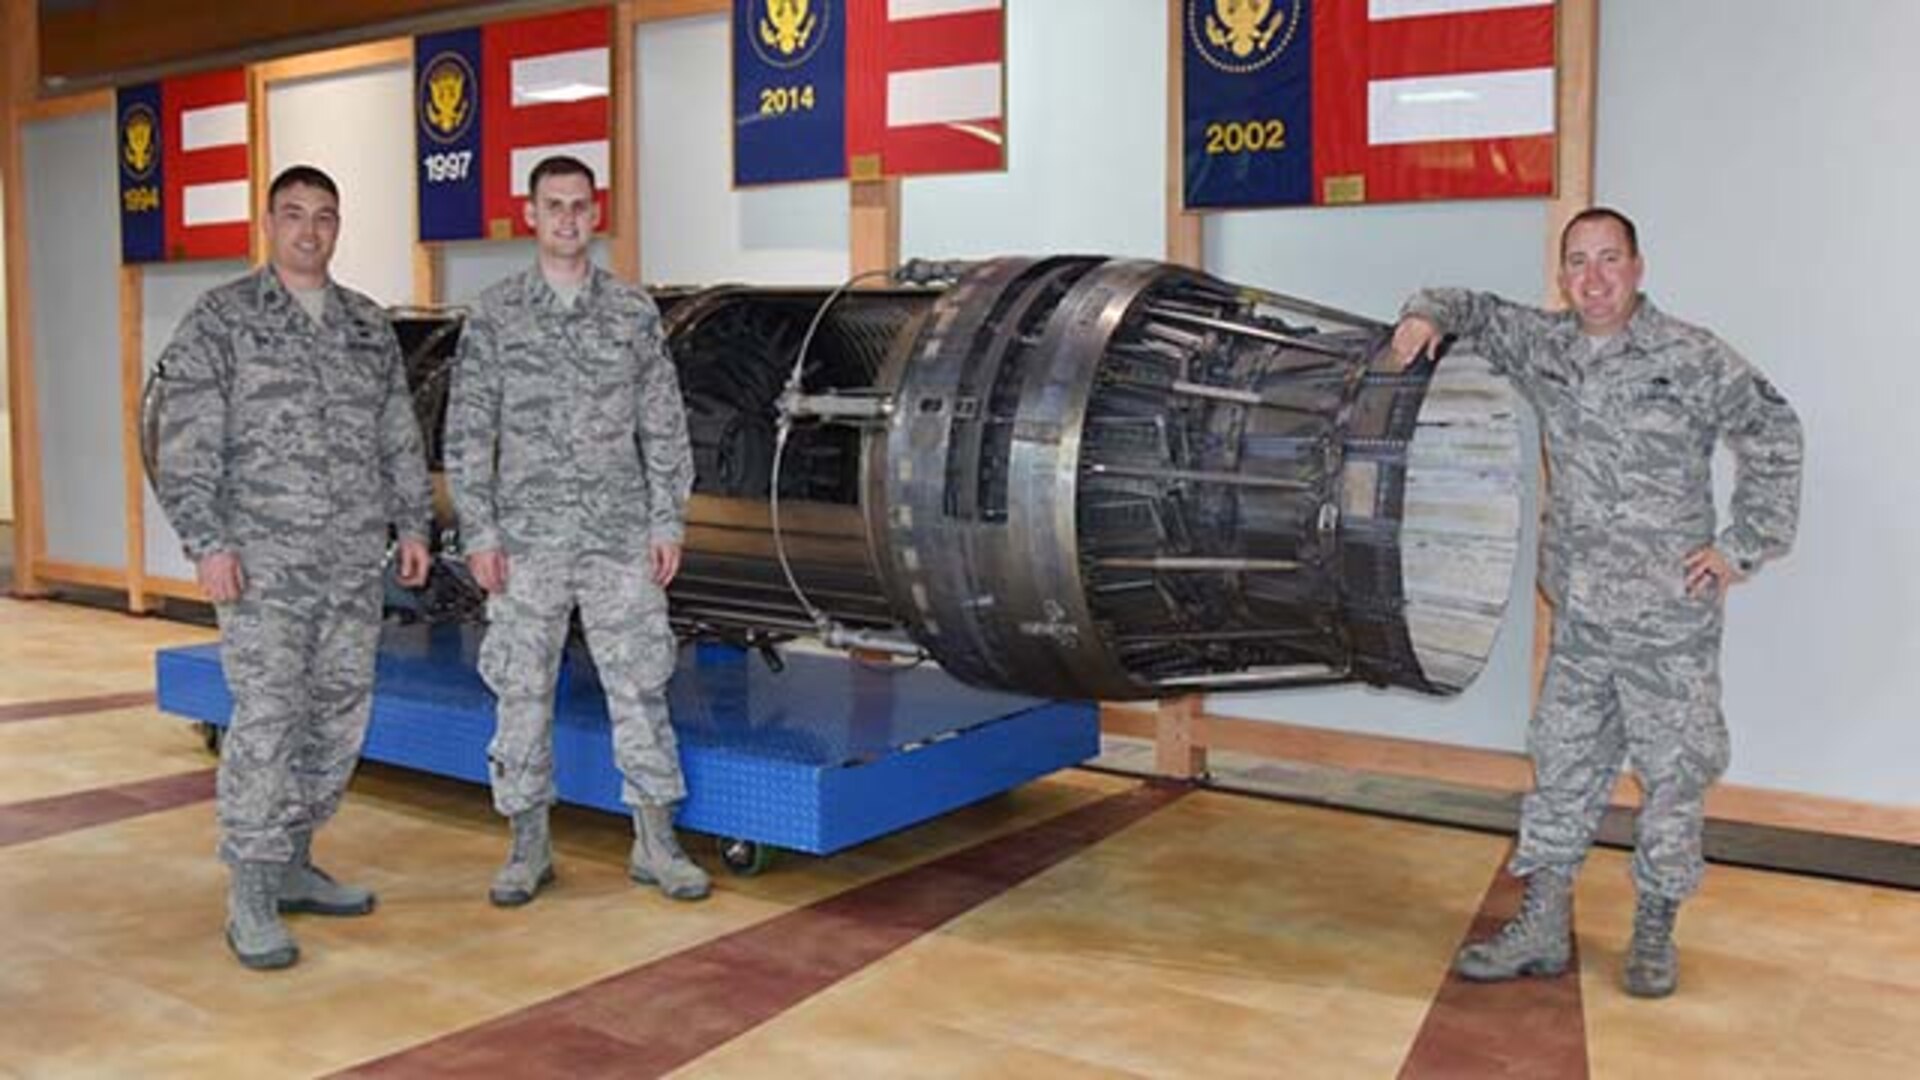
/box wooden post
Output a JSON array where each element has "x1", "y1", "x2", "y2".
[
  {"x1": 1531, "y1": 0, "x2": 1598, "y2": 697},
  {"x1": 1154, "y1": 692, "x2": 1207, "y2": 780},
  {"x1": 849, "y1": 178, "x2": 900, "y2": 280},
  {"x1": 1164, "y1": 0, "x2": 1202, "y2": 269},
  {"x1": 119, "y1": 265, "x2": 148, "y2": 613},
  {"x1": 412, "y1": 243, "x2": 441, "y2": 307},
  {"x1": 247, "y1": 63, "x2": 269, "y2": 267},
  {"x1": 4, "y1": 0, "x2": 44, "y2": 594},
  {"x1": 611, "y1": 0, "x2": 641, "y2": 282},
  {"x1": 1546, "y1": 0, "x2": 1599, "y2": 283}
]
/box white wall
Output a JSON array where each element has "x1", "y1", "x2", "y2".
[
  {"x1": 267, "y1": 63, "x2": 416, "y2": 306},
  {"x1": 637, "y1": 15, "x2": 849, "y2": 287},
  {"x1": 1587, "y1": 1, "x2": 1919, "y2": 805},
  {"x1": 23, "y1": 110, "x2": 124, "y2": 569},
  {"x1": 900, "y1": 0, "x2": 1167, "y2": 261}
]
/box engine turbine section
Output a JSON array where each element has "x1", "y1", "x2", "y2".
[{"x1": 667, "y1": 257, "x2": 1523, "y2": 701}]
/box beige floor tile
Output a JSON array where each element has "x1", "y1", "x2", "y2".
[
  {"x1": 0, "y1": 707, "x2": 212, "y2": 802},
  {"x1": 0, "y1": 598, "x2": 214, "y2": 703},
  {"x1": 690, "y1": 793, "x2": 1505, "y2": 1080}
]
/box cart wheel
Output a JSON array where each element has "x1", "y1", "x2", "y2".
[
  {"x1": 717, "y1": 837, "x2": 774, "y2": 877},
  {"x1": 197, "y1": 722, "x2": 223, "y2": 755}
]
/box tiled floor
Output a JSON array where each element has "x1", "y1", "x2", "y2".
[{"x1": 1, "y1": 594, "x2": 1914, "y2": 1078}]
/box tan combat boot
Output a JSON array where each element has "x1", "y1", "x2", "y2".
[
  {"x1": 227, "y1": 860, "x2": 299, "y2": 970},
  {"x1": 280, "y1": 828, "x2": 376, "y2": 916},
  {"x1": 1454, "y1": 868, "x2": 1574, "y2": 981},
  {"x1": 489, "y1": 807, "x2": 555, "y2": 907},
  {"x1": 629, "y1": 803, "x2": 711, "y2": 901},
  {"x1": 1623, "y1": 893, "x2": 1681, "y2": 998}
]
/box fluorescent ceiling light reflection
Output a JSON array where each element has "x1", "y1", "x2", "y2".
[{"x1": 1396, "y1": 89, "x2": 1481, "y2": 105}]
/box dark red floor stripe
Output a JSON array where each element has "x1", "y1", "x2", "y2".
[
  {"x1": 1399, "y1": 859, "x2": 1589, "y2": 1079},
  {"x1": 0, "y1": 690, "x2": 157, "y2": 724},
  {"x1": 0, "y1": 769, "x2": 216, "y2": 848},
  {"x1": 337, "y1": 780, "x2": 1190, "y2": 1078}
]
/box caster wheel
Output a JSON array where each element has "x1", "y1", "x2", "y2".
[
  {"x1": 717, "y1": 837, "x2": 774, "y2": 877},
  {"x1": 197, "y1": 722, "x2": 223, "y2": 754}
]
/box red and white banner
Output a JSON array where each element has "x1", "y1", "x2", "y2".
[
  {"x1": 120, "y1": 68, "x2": 250, "y2": 263},
  {"x1": 847, "y1": 0, "x2": 1005, "y2": 179},
  {"x1": 165, "y1": 69, "x2": 251, "y2": 260},
  {"x1": 1313, "y1": 0, "x2": 1556, "y2": 203},
  {"x1": 480, "y1": 7, "x2": 612, "y2": 237}
]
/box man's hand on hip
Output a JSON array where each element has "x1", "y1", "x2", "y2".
[{"x1": 1683, "y1": 545, "x2": 1740, "y2": 600}]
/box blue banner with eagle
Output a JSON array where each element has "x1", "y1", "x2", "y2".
[
  {"x1": 734, "y1": 0, "x2": 847, "y2": 186},
  {"x1": 415, "y1": 27, "x2": 485, "y2": 241}
]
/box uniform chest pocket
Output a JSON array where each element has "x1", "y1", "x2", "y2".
[
  {"x1": 330, "y1": 329, "x2": 392, "y2": 411},
  {"x1": 231, "y1": 353, "x2": 312, "y2": 427},
  {"x1": 1617, "y1": 376, "x2": 1699, "y2": 438},
  {"x1": 585, "y1": 387, "x2": 638, "y2": 443}
]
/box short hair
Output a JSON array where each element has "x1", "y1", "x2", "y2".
[
  {"x1": 1560, "y1": 206, "x2": 1639, "y2": 259},
  {"x1": 267, "y1": 165, "x2": 340, "y2": 210},
  {"x1": 527, "y1": 155, "x2": 596, "y2": 198}
]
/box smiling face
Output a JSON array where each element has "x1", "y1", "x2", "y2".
[
  {"x1": 265, "y1": 182, "x2": 340, "y2": 287},
  {"x1": 1558, "y1": 215, "x2": 1644, "y2": 337},
  {"x1": 524, "y1": 170, "x2": 598, "y2": 262}
]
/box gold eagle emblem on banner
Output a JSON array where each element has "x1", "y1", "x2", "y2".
[
  {"x1": 750, "y1": 0, "x2": 829, "y2": 69},
  {"x1": 760, "y1": 0, "x2": 816, "y2": 56},
  {"x1": 1207, "y1": 0, "x2": 1283, "y2": 59},
  {"x1": 1189, "y1": 0, "x2": 1299, "y2": 74},
  {"x1": 122, "y1": 104, "x2": 157, "y2": 179},
  {"x1": 420, "y1": 52, "x2": 475, "y2": 144}
]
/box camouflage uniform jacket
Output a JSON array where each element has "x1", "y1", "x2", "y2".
[
  {"x1": 446, "y1": 265, "x2": 692, "y2": 557},
  {"x1": 1402, "y1": 290, "x2": 1803, "y2": 640},
  {"x1": 152, "y1": 267, "x2": 432, "y2": 576}
]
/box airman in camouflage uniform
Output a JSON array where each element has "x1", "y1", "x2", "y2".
[
  {"x1": 1391, "y1": 208, "x2": 1803, "y2": 997},
  {"x1": 151, "y1": 166, "x2": 433, "y2": 970},
  {"x1": 445, "y1": 156, "x2": 709, "y2": 906}
]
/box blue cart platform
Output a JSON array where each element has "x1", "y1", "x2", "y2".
[{"x1": 154, "y1": 625, "x2": 1098, "y2": 864}]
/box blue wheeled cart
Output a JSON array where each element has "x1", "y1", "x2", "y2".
[{"x1": 154, "y1": 625, "x2": 1098, "y2": 874}]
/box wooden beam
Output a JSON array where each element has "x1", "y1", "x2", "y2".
[
  {"x1": 38, "y1": 0, "x2": 564, "y2": 89},
  {"x1": 1529, "y1": 0, "x2": 1598, "y2": 695},
  {"x1": 412, "y1": 243, "x2": 442, "y2": 307},
  {"x1": 610, "y1": 0, "x2": 641, "y2": 282},
  {"x1": 33, "y1": 559, "x2": 129, "y2": 591},
  {"x1": 5, "y1": 0, "x2": 36, "y2": 104},
  {"x1": 248, "y1": 63, "x2": 270, "y2": 265},
  {"x1": 118, "y1": 264, "x2": 148, "y2": 614},
  {"x1": 1163, "y1": 0, "x2": 1202, "y2": 269},
  {"x1": 1102, "y1": 705, "x2": 1920, "y2": 846},
  {"x1": 632, "y1": 0, "x2": 729, "y2": 21},
  {"x1": 143, "y1": 574, "x2": 206, "y2": 602},
  {"x1": 849, "y1": 178, "x2": 900, "y2": 280},
  {"x1": 16, "y1": 88, "x2": 112, "y2": 122},
  {"x1": 5, "y1": 0, "x2": 45, "y2": 595},
  {"x1": 249, "y1": 38, "x2": 411, "y2": 86},
  {"x1": 1546, "y1": 0, "x2": 1599, "y2": 281}
]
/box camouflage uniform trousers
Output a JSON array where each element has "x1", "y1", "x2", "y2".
[
  {"x1": 480, "y1": 546, "x2": 686, "y2": 815},
  {"x1": 1511, "y1": 614, "x2": 1732, "y2": 900},
  {"x1": 215, "y1": 565, "x2": 384, "y2": 865}
]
